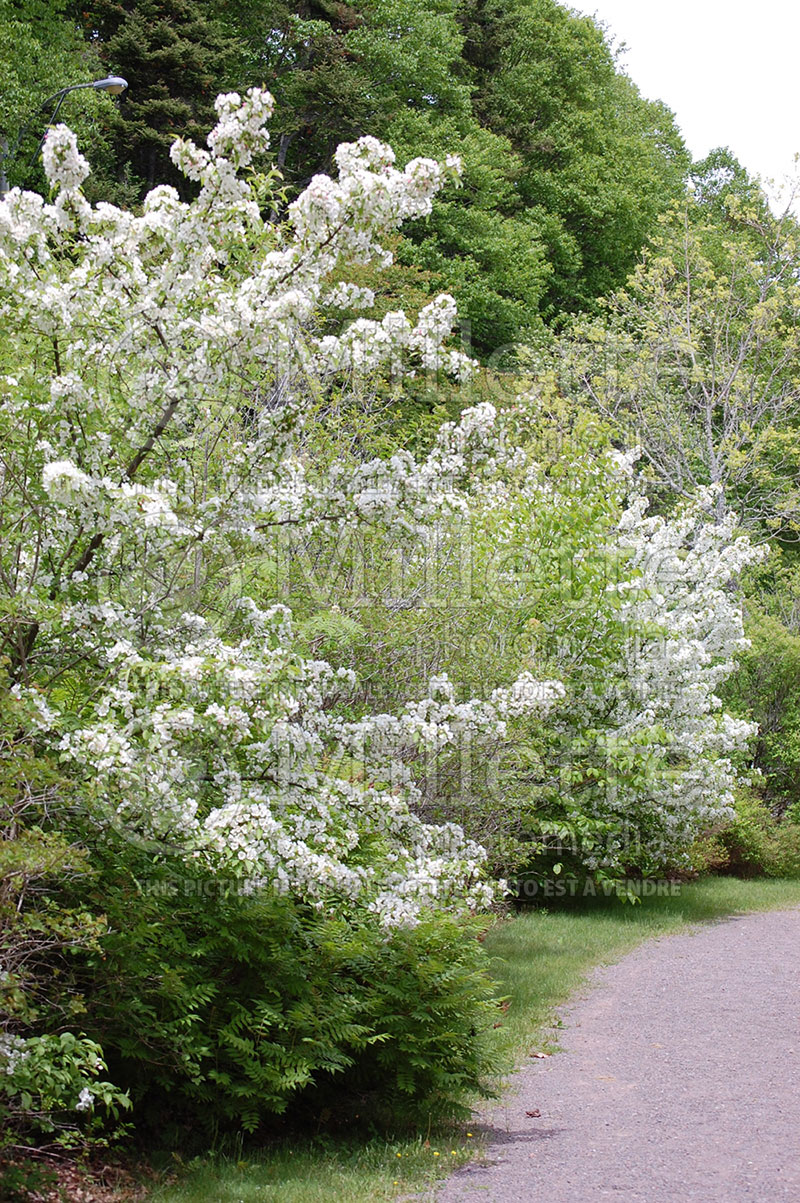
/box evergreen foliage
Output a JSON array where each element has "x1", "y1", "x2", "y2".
[{"x1": 73, "y1": 0, "x2": 241, "y2": 193}]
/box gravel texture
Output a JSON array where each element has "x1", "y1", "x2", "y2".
[{"x1": 435, "y1": 908, "x2": 800, "y2": 1203}]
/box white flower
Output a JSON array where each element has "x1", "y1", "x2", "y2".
[{"x1": 42, "y1": 459, "x2": 93, "y2": 500}]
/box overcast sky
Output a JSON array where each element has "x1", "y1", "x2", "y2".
[{"x1": 578, "y1": 1, "x2": 799, "y2": 188}]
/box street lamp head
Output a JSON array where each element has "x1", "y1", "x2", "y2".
[
  {"x1": 92, "y1": 76, "x2": 128, "y2": 96},
  {"x1": 0, "y1": 71, "x2": 130, "y2": 196},
  {"x1": 10, "y1": 74, "x2": 131, "y2": 184}
]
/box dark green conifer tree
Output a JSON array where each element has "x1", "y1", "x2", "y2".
[{"x1": 73, "y1": 0, "x2": 241, "y2": 194}]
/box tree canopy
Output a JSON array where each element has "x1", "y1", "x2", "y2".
[
  {"x1": 560, "y1": 190, "x2": 800, "y2": 534},
  {"x1": 62, "y1": 0, "x2": 690, "y2": 350}
]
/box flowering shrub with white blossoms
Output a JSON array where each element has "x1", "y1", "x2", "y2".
[
  {"x1": 0, "y1": 1032, "x2": 128, "y2": 1136},
  {"x1": 0, "y1": 88, "x2": 555, "y2": 933},
  {"x1": 459, "y1": 442, "x2": 765, "y2": 877},
  {"x1": 597, "y1": 485, "x2": 763, "y2": 870},
  {"x1": 0, "y1": 89, "x2": 763, "y2": 901}
]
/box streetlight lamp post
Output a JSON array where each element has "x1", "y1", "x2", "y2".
[{"x1": 0, "y1": 75, "x2": 128, "y2": 199}]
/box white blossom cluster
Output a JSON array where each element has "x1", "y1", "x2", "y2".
[
  {"x1": 593, "y1": 488, "x2": 765, "y2": 868},
  {"x1": 54, "y1": 602, "x2": 551, "y2": 925},
  {"x1": 41, "y1": 123, "x2": 90, "y2": 192},
  {"x1": 492, "y1": 456, "x2": 764, "y2": 873},
  {"x1": 0, "y1": 1034, "x2": 29, "y2": 1075}
]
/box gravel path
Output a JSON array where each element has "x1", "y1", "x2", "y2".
[{"x1": 436, "y1": 908, "x2": 800, "y2": 1203}]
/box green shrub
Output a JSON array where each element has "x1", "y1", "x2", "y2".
[
  {"x1": 762, "y1": 825, "x2": 800, "y2": 879},
  {"x1": 722, "y1": 609, "x2": 800, "y2": 817},
  {"x1": 71, "y1": 843, "x2": 502, "y2": 1141},
  {"x1": 312, "y1": 912, "x2": 505, "y2": 1129},
  {"x1": 693, "y1": 789, "x2": 800, "y2": 880},
  {"x1": 0, "y1": 686, "x2": 127, "y2": 1154},
  {"x1": 717, "y1": 791, "x2": 775, "y2": 876}
]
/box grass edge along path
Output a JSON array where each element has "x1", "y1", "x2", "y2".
[{"x1": 143, "y1": 877, "x2": 800, "y2": 1203}]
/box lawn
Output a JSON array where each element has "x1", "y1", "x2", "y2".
[{"x1": 144, "y1": 877, "x2": 800, "y2": 1203}]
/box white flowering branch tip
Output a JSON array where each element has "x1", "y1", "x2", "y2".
[{"x1": 42, "y1": 124, "x2": 90, "y2": 191}]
